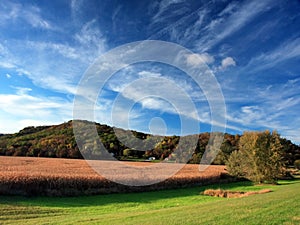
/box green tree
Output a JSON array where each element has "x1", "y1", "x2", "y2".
[
  {"x1": 226, "y1": 130, "x2": 284, "y2": 184},
  {"x1": 225, "y1": 150, "x2": 244, "y2": 177}
]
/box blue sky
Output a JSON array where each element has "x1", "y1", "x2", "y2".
[{"x1": 0, "y1": 0, "x2": 299, "y2": 144}]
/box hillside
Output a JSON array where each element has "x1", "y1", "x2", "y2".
[{"x1": 0, "y1": 120, "x2": 299, "y2": 165}]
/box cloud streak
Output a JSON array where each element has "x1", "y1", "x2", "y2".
[
  {"x1": 224, "y1": 78, "x2": 300, "y2": 142},
  {"x1": 0, "y1": 89, "x2": 72, "y2": 133},
  {"x1": 0, "y1": 1, "x2": 55, "y2": 30},
  {"x1": 244, "y1": 37, "x2": 300, "y2": 73},
  {"x1": 195, "y1": 0, "x2": 275, "y2": 51},
  {"x1": 0, "y1": 17, "x2": 106, "y2": 95}
]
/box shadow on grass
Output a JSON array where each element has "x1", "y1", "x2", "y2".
[
  {"x1": 0, "y1": 180, "x2": 255, "y2": 208},
  {"x1": 277, "y1": 177, "x2": 300, "y2": 185}
]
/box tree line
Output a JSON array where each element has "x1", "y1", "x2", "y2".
[{"x1": 0, "y1": 120, "x2": 299, "y2": 170}]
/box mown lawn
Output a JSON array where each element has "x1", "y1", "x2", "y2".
[{"x1": 0, "y1": 180, "x2": 299, "y2": 225}]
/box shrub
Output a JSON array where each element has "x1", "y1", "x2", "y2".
[
  {"x1": 294, "y1": 160, "x2": 300, "y2": 170},
  {"x1": 202, "y1": 189, "x2": 272, "y2": 198}
]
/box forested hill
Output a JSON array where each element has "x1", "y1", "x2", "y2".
[{"x1": 0, "y1": 120, "x2": 299, "y2": 166}]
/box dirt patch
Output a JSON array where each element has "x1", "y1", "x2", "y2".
[{"x1": 202, "y1": 189, "x2": 272, "y2": 198}]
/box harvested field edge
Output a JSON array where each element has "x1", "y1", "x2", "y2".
[{"x1": 0, "y1": 174, "x2": 238, "y2": 197}]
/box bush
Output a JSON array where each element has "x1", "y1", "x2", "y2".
[
  {"x1": 202, "y1": 189, "x2": 272, "y2": 198},
  {"x1": 294, "y1": 160, "x2": 300, "y2": 170}
]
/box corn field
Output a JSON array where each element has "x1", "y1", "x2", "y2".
[{"x1": 0, "y1": 156, "x2": 230, "y2": 196}]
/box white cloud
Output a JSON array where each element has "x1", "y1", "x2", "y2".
[
  {"x1": 13, "y1": 87, "x2": 32, "y2": 95},
  {"x1": 0, "y1": 90, "x2": 72, "y2": 133},
  {"x1": 282, "y1": 127, "x2": 300, "y2": 144},
  {"x1": 118, "y1": 77, "x2": 201, "y2": 122},
  {"x1": 74, "y1": 19, "x2": 106, "y2": 60},
  {"x1": 16, "y1": 68, "x2": 31, "y2": 76},
  {"x1": 23, "y1": 6, "x2": 54, "y2": 29},
  {"x1": 0, "y1": 61, "x2": 15, "y2": 69},
  {"x1": 5, "y1": 73, "x2": 11, "y2": 79},
  {"x1": 37, "y1": 76, "x2": 77, "y2": 95},
  {"x1": 0, "y1": 3, "x2": 106, "y2": 96},
  {"x1": 98, "y1": 64, "x2": 225, "y2": 131},
  {"x1": 0, "y1": 32, "x2": 106, "y2": 95},
  {"x1": 140, "y1": 97, "x2": 176, "y2": 113},
  {"x1": 224, "y1": 78, "x2": 300, "y2": 144},
  {"x1": 138, "y1": 71, "x2": 162, "y2": 78},
  {"x1": 0, "y1": 43, "x2": 10, "y2": 55},
  {"x1": 0, "y1": 117, "x2": 62, "y2": 134},
  {"x1": 25, "y1": 41, "x2": 80, "y2": 60},
  {"x1": 185, "y1": 53, "x2": 215, "y2": 66},
  {"x1": 219, "y1": 57, "x2": 236, "y2": 70},
  {"x1": 105, "y1": 73, "x2": 193, "y2": 117},
  {"x1": 0, "y1": 93, "x2": 69, "y2": 117},
  {"x1": 226, "y1": 101, "x2": 300, "y2": 144},
  {"x1": 285, "y1": 78, "x2": 300, "y2": 87},
  {"x1": 18, "y1": 119, "x2": 56, "y2": 129}
]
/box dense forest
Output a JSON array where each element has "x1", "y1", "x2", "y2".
[{"x1": 0, "y1": 120, "x2": 299, "y2": 166}]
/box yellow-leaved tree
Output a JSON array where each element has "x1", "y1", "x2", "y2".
[{"x1": 226, "y1": 130, "x2": 284, "y2": 184}]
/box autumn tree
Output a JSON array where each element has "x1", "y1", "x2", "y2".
[{"x1": 226, "y1": 130, "x2": 284, "y2": 184}]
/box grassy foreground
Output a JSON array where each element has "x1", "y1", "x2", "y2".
[{"x1": 0, "y1": 180, "x2": 299, "y2": 225}]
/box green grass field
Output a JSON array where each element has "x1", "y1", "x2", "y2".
[{"x1": 0, "y1": 180, "x2": 299, "y2": 225}]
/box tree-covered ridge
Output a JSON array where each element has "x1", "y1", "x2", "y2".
[{"x1": 0, "y1": 120, "x2": 299, "y2": 166}]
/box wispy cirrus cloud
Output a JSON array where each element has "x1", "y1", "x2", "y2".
[
  {"x1": 22, "y1": 6, "x2": 54, "y2": 29},
  {"x1": 151, "y1": 0, "x2": 185, "y2": 24},
  {"x1": 225, "y1": 78, "x2": 300, "y2": 142},
  {"x1": 0, "y1": 40, "x2": 80, "y2": 94},
  {"x1": 0, "y1": 1, "x2": 55, "y2": 30},
  {"x1": 0, "y1": 2, "x2": 106, "y2": 94},
  {"x1": 147, "y1": 0, "x2": 203, "y2": 43},
  {"x1": 244, "y1": 37, "x2": 300, "y2": 73},
  {"x1": 148, "y1": 0, "x2": 275, "y2": 53},
  {"x1": 195, "y1": 0, "x2": 275, "y2": 51},
  {"x1": 74, "y1": 19, "x2": 106, "y2": 60}
]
